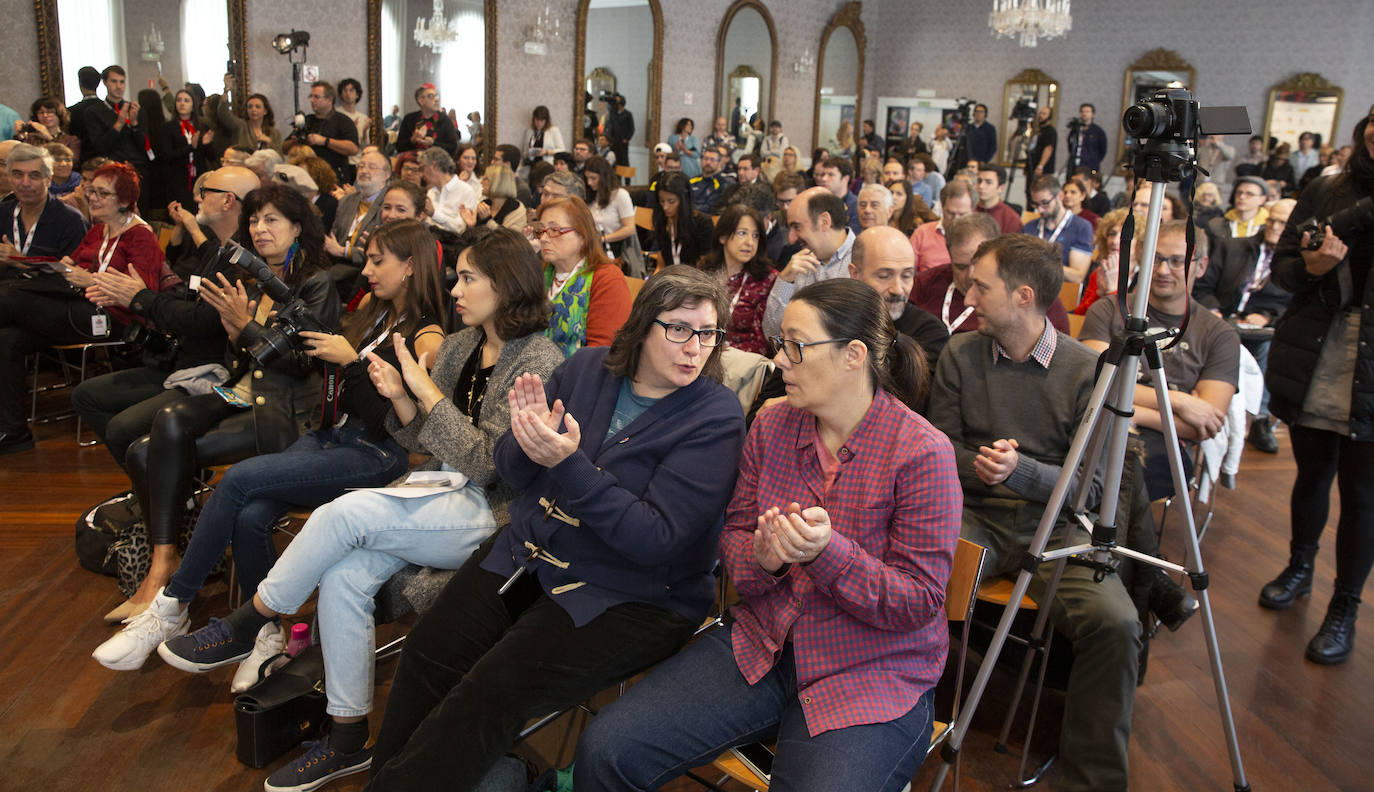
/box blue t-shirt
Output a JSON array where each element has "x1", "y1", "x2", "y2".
[
  {"x1": 0, "y1": 104, "x2": 21, "y2": 141},
  {"x1": 1022, "y1": 212, "x2": 1094, "y2": 269},
  {"x1": 604, "y1": 378, "x2": 660, "y2": 441}
]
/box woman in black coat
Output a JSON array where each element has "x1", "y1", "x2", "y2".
[{"x1": 1259, "y1": 109, "x2": 1374, "y2": 665}]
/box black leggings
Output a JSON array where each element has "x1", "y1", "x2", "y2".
[
  {"x1": 125, "y1": 392, "x2": 262, "y2": 546},
  {"x1": 1289, "y1": 424, "x2": 1374, "y2": 593}
]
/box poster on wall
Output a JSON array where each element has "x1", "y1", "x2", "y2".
[
  {"x1": 886, "y1": 107, "x2": 909, "y2": 138},
  {"x1": 1270, "y1": 91, "x2": 1340, "y2": 149}
]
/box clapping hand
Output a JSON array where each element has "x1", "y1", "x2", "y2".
[
  {"x1": 753, "y1": 502, "x2": 832, "y2": 572},
  {"x1": 507, "y1": 373, "x2": 581, "y2": 468},
  {"x1": 200, "y1": 272, "x2": 256, "y2": 340},
  {"x1": 88, "y1": 266, "x2": 146, "y2": 309},
  {"x1": 388, "y1": 332, "x2": 441, "y2": 409}
]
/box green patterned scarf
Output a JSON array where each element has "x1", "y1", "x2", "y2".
[{"x1": 545, "y1": 260, "x2": 592, "y2": 357}]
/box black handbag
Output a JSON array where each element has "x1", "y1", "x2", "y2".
[{"x1": 232, "y1": 644, "x2": 328, "y2": 768}]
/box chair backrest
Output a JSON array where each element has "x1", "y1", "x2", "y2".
[
  {"x1": 947, "y1": 538, "x2": 988, "y2": 623},
  {"x1": 625, "y1": 276, "x2": 645, "y2": 302},
  {"x1": 634, "y1": 206, "x2": 654, "y2": 231},
  {"x1": 1068, "y1": 312, "x2": 1086, "y2": 339},
  {"x1": 1059, "y1": 280, "x2": 1081, "y2": 313},
  {"x1": 616, "y1": 164, "x2": 636, "y2": 183}
]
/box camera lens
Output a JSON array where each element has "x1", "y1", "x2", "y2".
[{"x1": 1123, "y1": 102, "x2": 1172, "y2": 139}]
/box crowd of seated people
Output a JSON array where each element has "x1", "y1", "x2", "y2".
[{"x1": 5, "y1": 62, "x2": 1369, "y2": 792}]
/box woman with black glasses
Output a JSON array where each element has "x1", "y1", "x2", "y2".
[
  {"x1": 365, "y1": 265, "x2": 747, "y2": 790},
  {"x1": 575, "y1": 277, "x2": 959, "y2": 791}
]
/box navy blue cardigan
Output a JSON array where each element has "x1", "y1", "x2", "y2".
[{"x1": 484, "y1": 346, "x2": 746, "y2": 626}]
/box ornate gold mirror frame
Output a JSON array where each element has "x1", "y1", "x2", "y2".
[
  {"x1": 1264, "y1": 72, "x2": 1343, "y2": 151},
  {"x1": 714, "y1": 0, "x2": 778, "y2": 130},
  {"x1": 1117, "y1": 48, "x2": 1195, "y2": 168},
  {"x1": 1000, "y1": 67, "x2": 1058, "y2": 168},
  {"x1": 812, "y1": 2, "x2": 866, "y2": 153},
  {"x1": 573, "y1": 0, "x2": 663, "y2": 149}
]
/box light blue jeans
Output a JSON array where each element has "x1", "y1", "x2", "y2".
[{"x1": 255, "y1": 482, "x2": 498, "y2": 717}]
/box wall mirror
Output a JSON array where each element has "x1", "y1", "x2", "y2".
[
  {"x1": 1117, "y1": 48, "x2": 1195, "y2": 168},
  {"x1": 1264, "y1": 73, "x2": 1343, "y2": 150},
  {"x1": 715, "y1": 0, "x2": 776, "y2": 142},
  {"x1": 573, "y1": 0, "x2": 662, "y2": 178},
  {"x1": 1000, "y1": 68, "x2": 1057, "y2": 168},
  {"x1": 370, "y1": 0, "x2": 496, "y2": 151},
  {"x1": 36, "y1": 0, "x2": 248, "y2": 108},
  {"x1": 812, "y1": 1, "x2": 865, "y2": 155}
]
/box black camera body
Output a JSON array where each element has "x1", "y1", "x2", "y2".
[
  {"x1": 1298, "y1": 196, "x2": 1374, "y2": 251},
  {"x1": 220, "y1": 242, "x2": 329, "y2": 367},
  {"x1": 1124, "y1": 88, "x2": 1250, "y2": 184},
  {"x1": 1010, "y1": 97, "x2": 1038, "y2": 122}
]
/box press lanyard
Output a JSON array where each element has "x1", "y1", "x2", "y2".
[
  {"x1": 728, "y1": 272, "x2": 748, "y2": 315},
  {"x1": 96, "y1": 226, "x2": 120, "y2": 273},
  {"x1": 943, "y1": 283, "x2": 975, "y2": 331},
  {"x1": 1038, "y1": 210, "x2": 1072, "y2": 244},
  {"x1": 12, "y1": 204, "x2": 42, "y2": 256},
  {"x1": 356, "y1": 312, "x2": 400, "y2": 361}
]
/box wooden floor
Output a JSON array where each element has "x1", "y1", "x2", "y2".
[{"x1": 1, "y1": 394, "x2": 1370, "y2": 791}]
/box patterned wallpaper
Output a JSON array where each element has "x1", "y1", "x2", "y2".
[{"x1": 245, "y1": 0, "x2": 369, "y2": 122}]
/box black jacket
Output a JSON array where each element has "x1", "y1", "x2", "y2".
[
  {"x1": 1192, "y1": 234, "x2": 1290, "y2": 321},
  {"x1": 127, "y1": 234, "x2": 236, "y2": 370},
  {"x1": 395, "y1": 110, "x2": 459, "y2": 155},
  {"x1": 1266, "y1": 174, "x2": 1374, "y2": 439}
]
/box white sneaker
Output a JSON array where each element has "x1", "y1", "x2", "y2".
[
  {"x1": 92, "y1": 588, "x2": 188, "y2": 671},
  {"x1": 230, "y1": 621, "x2": 286, "y2": 693}
]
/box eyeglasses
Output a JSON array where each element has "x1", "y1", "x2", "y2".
[
  {"x1": 1153, "y1": 253, "x2": 1192, "y2": 270},
  {"x1": 1031, "y1": 196, "x2": 1056, "y2": 208},
  {"x1": 654, "y1": 320, "x2": 726, "y2": 347},
  {"x1": 87, "y1": 187, "x2": 118, "y2": 200},
  {"x1": 769, "y1": 336, "x2": 852, "y2": 364},
  {"x1": 524, "y1": 223, "x2": 577, "y2": 240},
  {"x1": 198, "y1": 185, "x2": 235, "y2": 199}
]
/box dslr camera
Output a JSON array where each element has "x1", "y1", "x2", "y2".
[
  {"x1": 1298, "y1": 196, "x2": 1374, "y2": 250},
  {"x1": 219, "y1": 241, "x2": 330, "y2": 367},
  {"x1": 1123, "y1": 88, "x2": 1250, "y2": 183}
]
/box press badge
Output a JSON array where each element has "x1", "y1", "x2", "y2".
[
  {"x1": 91, "y1": 312, "x2": 109, "y2": 337},
  {"x1": 189, "y1": 274, "x2": 202, "y2": 292}
]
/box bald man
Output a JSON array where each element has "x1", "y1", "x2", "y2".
[
  {"x1": 850, "y1": 225, "x2": 948, "y2": 373},
  {"x1": 73, "y1": 165, "x2": 260, "y2": 467}
]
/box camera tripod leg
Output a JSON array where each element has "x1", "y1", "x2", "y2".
[
  {"x1": 928, "y1": 358, "x2": 1127, "y2": 792},
  {"x1": 1141, "y1": 358, "x2": 1250, "y2": 791},
  {"x1": 992, "y1": 556, "x2": 1064, "y2": 787}
]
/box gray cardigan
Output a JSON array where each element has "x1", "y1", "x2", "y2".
[{"x1": 384, "y1": 326, "x2": 564, "y2": 525}]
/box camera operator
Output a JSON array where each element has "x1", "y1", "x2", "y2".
[
  {"x1": 1024, "y1": 105, "x2": 1057, "y2": 206},
  {"x1": 93, "y1": 183, "x2": 340, "y2": 627},
  {"x1": 1067, "y1": 103, "x2": 1108, "y2": 175},
  {"x1": 1259, "y1": 109, "x2": 1374, "y2": 666},
  {"x1": 604, "y1": 93, "x2": 634, "y2": 168},
  {"x1": 74, "y1": 165, "x2": 259, "y2": 475}
]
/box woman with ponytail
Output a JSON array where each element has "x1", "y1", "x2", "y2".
[
  {"x1": 91, "y1": 185, "x2": 339, "y2": 639},
  {"x1": 575, "y1": 277, "x2": 962, "y2": 790}
]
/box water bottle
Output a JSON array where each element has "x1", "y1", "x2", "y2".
[{"x1": 286, "y1": 622, "x2": 311, "y2": 656}]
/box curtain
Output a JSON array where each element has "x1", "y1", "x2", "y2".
[
  {"x1": 381, "y1": 0, "x2": 405, "y2": 114},
  {"x1": 57, "y1": 0, "x2": 124, "y2": 105},
  {"x1": 437, "y1": 6, "x2": 485, "y2": 130},
  {"x1": 180, "y1": 0, "x2": 230, "y2": 95}
]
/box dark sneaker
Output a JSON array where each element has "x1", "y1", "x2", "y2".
[
  {"x1": 264, "y1": 740, "x2": 372, "y2": 792},
  {"x1": 158, "y1": 617, "x2": 254, "y2": 672},
  {"x1": 1248, "y1": 419, "x2": 1279, "y2": 454}
]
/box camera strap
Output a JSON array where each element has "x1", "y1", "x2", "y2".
[
  {"x1": 1117, "y1": 170, "x2": 1196, "y2": 352},
  {"x1": 318, "y1": 362, "x2": 343, "y2": 431}
]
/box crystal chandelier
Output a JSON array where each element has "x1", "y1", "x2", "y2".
[
  {"x1": 414, "y1": 0, "x2": 461, "y2": 52},
  {"x1": 989, "y1": 0, "x2": 1072, "y2": 48}
]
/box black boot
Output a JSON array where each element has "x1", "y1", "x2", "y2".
[
  {"x1": 1147, "y1": 567, "x2": 1199, "y2": 631},
  {"x1": 1248, "y1": 417, "x2": 1279, "y2": 454},
  {"x1": 1305, "y1": 586, "x2": 1361, "y2": 665},
  {"x1": 1259, "y1": 544, "x2": 1317, "y2": 610}
]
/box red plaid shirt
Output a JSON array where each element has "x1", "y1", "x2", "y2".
[{"x1": 721, "y1": 389, "x2": 962, "y2": 736}]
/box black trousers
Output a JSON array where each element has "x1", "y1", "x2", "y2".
[
  {"x1": 366, "y1": 532, "x2": 697, "y2": 792},
  {"x1": 0, "y1": 284, "x2": 109, "y2": 432},
  {"x1": 71, "y1": 367, "x2": 182, "y2": 470},
  {"x1": 125, "y1": 392, "x2": 261, "y2": 546},
  {"x1": 1289, "y1": 424, "x2": 1374, "y2": 592}
]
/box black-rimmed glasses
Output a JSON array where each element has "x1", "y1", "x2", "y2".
[
  {"x1": 769, "y1": 336, "x2": 852, "y2": 364},
  {"x1": 198, "y1": 186, "x2": 235, "y2": 199},
  {"x1": 654, "y1": 320, "x2": 726, "y2": 347}
]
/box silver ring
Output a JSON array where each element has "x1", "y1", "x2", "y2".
[{"x1": 795, "y1": 550, "x2": 804, "y2": 559}]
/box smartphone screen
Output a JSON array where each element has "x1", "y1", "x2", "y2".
[{"x1": 729, "y1": 742, "x2": 773, "y2": 781}]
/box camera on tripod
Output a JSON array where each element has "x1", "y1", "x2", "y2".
[
  {"x1": 1124, "y1": 88, "x2": 1249, "y2": 183},
  {"x1": 944, "y1": 97, "x2": 978, "y2": 131},
  {"x1": 219, "y1": 241, "x2": 330, "y2": 367},
  {"x1": 1297, "y1": 196, "x2": 1374, "y2": 250}
]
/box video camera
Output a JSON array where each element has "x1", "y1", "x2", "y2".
[
  {"x1": 219, "y1": 241, "x2": 330, "y2": 367},
  {"x1": 944, "y1": 97, "x2": 979, "y2": 131},
  {"x1": 1010, "y1": 96, "x2": 1038, "y2": 123},
  {"x1": 1124, "y1": 88, "x2": 1250, "y2": 183}
]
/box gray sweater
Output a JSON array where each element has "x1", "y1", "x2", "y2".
[
  {"x1": 926, "y1": 328, "x2": 1103, "y2": 507},
  {"x1": 384, "y1": 327, "x2": 564, "y2": 525}
]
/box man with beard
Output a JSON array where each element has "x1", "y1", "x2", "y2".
[
  {"x1": 849, "y1": 225, "x2": 947, "y2": 376},
  {"x1": 323, "y1": 148, "x2": 392, "y2": 293}
]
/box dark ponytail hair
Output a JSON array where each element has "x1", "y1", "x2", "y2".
[{"x1": 792, "y1": 278, "x2": 929, "y2": 412}]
